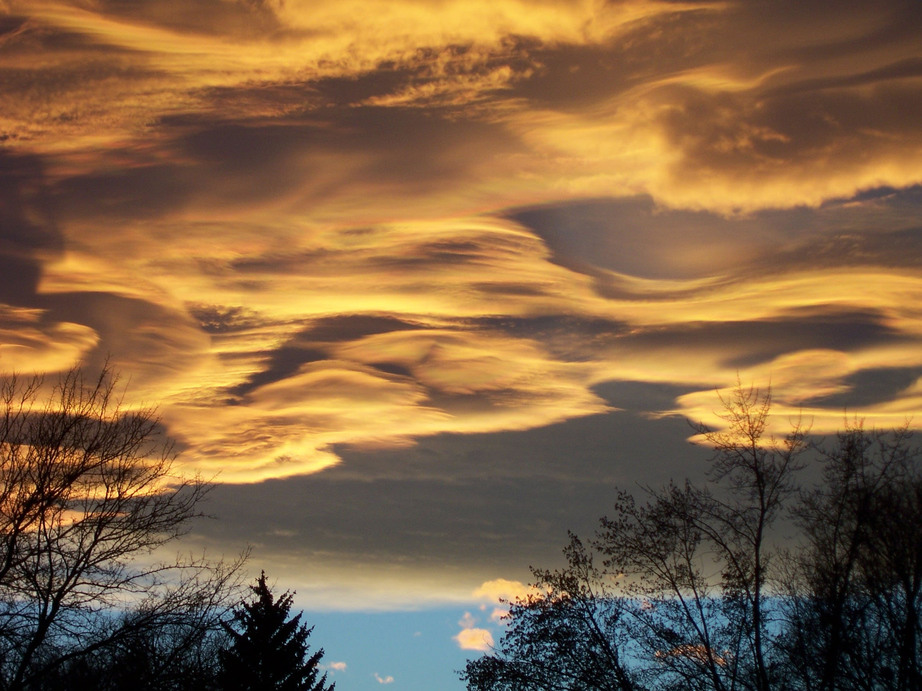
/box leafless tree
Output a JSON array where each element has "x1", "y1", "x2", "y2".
[
  {"x1": 0, "y1": 366, "x2": 244, "y2": 691},
  {"x1": 780, "y1": 421, "x2": 922, "y2": 691},
  {"x1": 593, "y1": 385, "x2": 807, "y2": 691},
  {"x1": 462, "y1": 385, "x2": 922, "y2": 691}
]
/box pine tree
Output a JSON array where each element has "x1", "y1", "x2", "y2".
[{"x1": 218, "y1": 572, "x2": 334, "y2": 691}]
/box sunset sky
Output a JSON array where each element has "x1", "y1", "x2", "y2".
[{"x1": 3, "y1": 0, "x2": 922, "y2": 687}]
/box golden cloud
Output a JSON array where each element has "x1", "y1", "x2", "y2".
[
  {"x1": 2, "y1": 0, "x2": 921, "y2": 489},
  {"x1": 473, "y1": 578, "x2": 533, "y2": 603},
  {"x1": 17, "y1": 202, "x2": 922, "y2": 481},
  {"x1": 455, "y1": 611, "x2": 495, "y2": 651},
  {"x1": 454, "y1": 627, "x2": 495, "y2": 652},
  {"x1": 0, "y1": 306, "x2": 98, "y2": 374}
]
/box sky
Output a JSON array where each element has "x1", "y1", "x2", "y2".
[{"x1": 2, "y1": 0, "x2": 922, "y2": 687}]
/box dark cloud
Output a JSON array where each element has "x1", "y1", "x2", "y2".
[
  {"x1": 187, "y1": 304, "x2": 269, "y2": 334},
  {"x1": 467, "y1": 315, "x2": 627, "y2": 361},
  {"x1": 51, "y1": 162, "x2": 195, "y2": 221},
  {"x1": 512, "y1": 192, "x2": 922, "y2": 287},
  {"x1": 506, "y1": 9, "x2": 724, "y2": 110},
  {"x1": 229, "y1": 315, "x2": 424, "y2": 398},
  {"x1": 300, "y1": 315, "x2": 424, "y2": 343},
  {"x1": 592, "y1": 380, "x2": 702, "y2": 412},
  {"x1": 189, "y1": 82, "x2": 319, "y2": 119},
  {"x1": 766, "y1": 57, "x2": 922, "y2": 97},
  {"x1": 658, "y1": 79, "x2": 922, "y2": 186},
  {"x1": 505, "y1": 42, "x2": 638, "y2": 109},
  {"x1": 0, "y1": 15, "x2": 27, "y2": 38},
  {"x1": 619, "y1": 309, "x2": 901, "y2": 371},
  {"x1": 196, "y1": 387, "x2": 711, "y2": 575},
  {"x1": 0, "y1": 150, "x2": 62, "y2": 305},
  {"x1": 317, "y1": 105, "x2": 524, "y2": 188},
  {"x1": 147, "y1": 104, "x2": 524, "y2": 212},
  {"x1": 364, "y1": 237, "x2": 525, "y2": 273},
  {"x1": 761, "y1": 226, "x2": 922, "y2": 272},
  {"x1": 510, "y1": 196, "x2": 776, "y2": 280},
  {"x1": 222, "y1": 238, "x2": 513, "y2": 279},
  {"x1": 468, "y1": 282, "x2": 548, "y2": 297},
  {"x1": 223, "y1": 248, "x2": 334, "y2": 277},
  {"x1": 753, "y1": 0, "x2": 922, "y2": 62},
  {"x1": 312, "y1": 68, "x2": 423, "y2": 106},
  {"x1": 804, "y1": 366, "x2": 922, "y2": 409}
]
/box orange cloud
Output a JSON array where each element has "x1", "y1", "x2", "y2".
[
  {"x1": 14, "y1": 208, "x2": 922, "y2": 482},
  {"x1": 0, "y1": 307, "x2": 98, "y2": 375},
  {"x1": 2, "y1": 0, "x2": 921, "y2": 489}
]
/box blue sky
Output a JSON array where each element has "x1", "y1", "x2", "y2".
[{"x1": 307, "y1": 608, "x2": 479, "y2": 690}]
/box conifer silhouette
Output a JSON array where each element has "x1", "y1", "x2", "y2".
[{"x1": 219, "y1": 572, "x2": 334, "y2": 691}]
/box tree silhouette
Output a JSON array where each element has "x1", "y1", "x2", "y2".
[
  {"x1": 219, "y1": 572, "x2": 334, "y2": 691},
  {"x1": 461, "y1": 385, "x2": 922, "y2": 691},
  {"x1": 0, "y1": 365, "x2": 244, "y2": 691}
]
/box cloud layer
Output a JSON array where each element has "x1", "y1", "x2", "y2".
[{"x1": 2, "y1": 0, "x2": 922, "y2": 605}]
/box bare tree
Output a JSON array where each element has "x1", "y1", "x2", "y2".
[
  {"x1": 0, "y1": 366, "x2": 244, "y2": 690},
  {"x1": 781, "y1": 421, "x2": 922, "y2": 691},
  {"x1": 461, "y1": 385, "x2": 922, "y2": 691},
  {"x1": 594, "y1": 385, "x2": 807, "y2": 691},
  {"x1": 461, "y1": 385, "x2": 863, "y2": 691}
]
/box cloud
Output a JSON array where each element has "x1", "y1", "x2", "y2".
[
  {"x1": 8, "y1": 0, "x2": 919, "y2": 212},
  {"x1": 454, "y1": 611, "x2": 495, "y2": 652},
  {"x1": 4, "y1": 177, "x2": 922, "y2": 483},
  {"x1": 0, "y1": 306, "x2": 98, "y2": 375},
  {"x1": 455, "y1": 630, "x2": 496, "y2": 652},
  {"x1": 472, "y1": 578, "x2": 536, "y2": 626},
  {"x1": 473, "y1": 578, "x2": 533, "y2": 604},
  {"x1": 52, "y1": 214, "x2": 616, "y2": 481},
  {"x1": 374, "y1": 672, "x2": 395, "y2": 684},
  {"x1": 455, "y1": 628, "x2": 495, "y2": 652},
  {"x1": 325, "y1": 661, "x2": 347, "y2": 672},
  {"x1": 1, "y1": 0, "x2": 689, "y2": 152},
  {"x1": 3, "y1": 0, "x2": 922, "y2": 612}
]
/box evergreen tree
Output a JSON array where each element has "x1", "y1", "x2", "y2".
[{"x1": 219, "y1": 572, "x2": 334, "y2": 691}]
